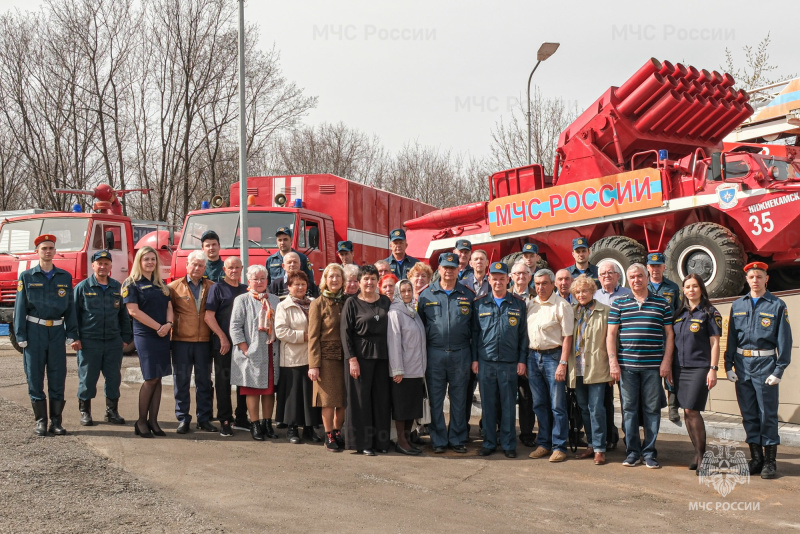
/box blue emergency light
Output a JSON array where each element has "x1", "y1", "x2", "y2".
[
  {"x1": 658, "y1": 149, "x2": 669, "y2": 161},
  {"x1": 72, "y1": 204, "x2": 82, "y2": 213},
  {"x1": 293, "y1": 198, "x2": 303, "y2": 208},
  {"x1": 201, "y1": 200, "x2": 210, "y2": 209}
]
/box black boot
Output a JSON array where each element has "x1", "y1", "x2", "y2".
[
  {"x1": 334, "y1": 429, "x2": 345, "y2": 449},
  {"x1": 32, "y1": 400, "x2": 48, "y2": 437},
  {"x1": 287, "y1": 425, "x2": 301, "y2": 444},
  {"x1": 261, "y1": 419, "x2": 277, "y2": 439},
  {"x1": 104, "y1": 398, "x2": 126, "y2": 425},
  {"x1": 324, "y1": 431, "x2": 340, "y2": 452},
  {"x1": 761, "y1": 445, "x2": 777, "y2": 479},
  {"x1": 668, "y1": 392, "x2": 680, "y2": 423},
  {"x1": 250, "y1": 421, "x2": 265, "y2": 441},
  {"x1": 747, "y1": 443, "x2": 764, "y2": 475},
  {"x1": 79, "y1": 399, "x2": 93, "y2": 426},
  {"x1": 48, "y1": 400, "x2": 67, "y2": 435},
  {"x1": 303, "y1": 426, "x2": 322, "y2": 443}
]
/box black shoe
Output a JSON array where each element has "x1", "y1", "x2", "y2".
[
  {"x1": 433, "y1": 446, "x2": 447, "y2": 454},
  {"x1": 376, "y1": 448, "x2": 389, "y2": 454},
  {"x1": 302, "y1": 426, "x2": 323, "y2": 443},
  {"x1": 233, "y1": 418, "x2": 251, "y2": 431},
  {"x1": 197, "y1": 421, "x2": 219, "y2": 432},
  {"x1": 79, "y1": 399, "x2": 93, "y2": 426},
  {"x1": 250, "y1": 421, "x2": 265, "y2": 441},
  {"x1": 362, "y1": 449, "x2": 376, "y2": 456},
  {"x1": 325, "y1": 432, "x2": 341, "y2": 452},
  {"x1": 761, "y1": 445, "x2": 777, "y2": 479},
  {"x1": 410, "y1": 444, "x2": 422, "y2": 453},
  {"x1": 276, "y1": 422, "x2": 288, "y2": 429},
  {"x1": 504, "y1": 450, "x2": 517, "y2": 458},
  {"x1": 520, "y1": 435, "x2": 536, "y2": 448},
  {"x1": 104, "y1": 398, "x2": 125, "y2": 425},
  {"x1": 451, "y1": 445, "x2": 467, "y2": 454},
  {"x1": 478, "y1": 447, "x2": 495, "y2": 457},
  {"x1": 261, "y1": 419, "x2": 278, "y2": 439},
  {"x1": 134, "y1": 420, "x2": 153, "y2": 438},
  {"x1": 287, "y1": 426, "x2": 301, "y2": 444},
  {"x1": 147, "y1": 421, "x2": 166, "y2": 437},
  {"x1": 48, "y1": 400, "x2": 67, "y2": 435},
  {"x1": 32, "y1": 400, "x2": 48, "y2": 437},
  {"x1": 395, "y1": 443, "x2": 421, "y2": 456},
  {"x1": 334, "y1": 429, "x2": 345, "y2": 449},
  {"x1": 748, "y1": 443, "x2": 764, "y2": 475},
  {"x1": 220, "y1": 421, "x2": 233, "y2": 437},
  {"x1": 176, "y1": 420, "x2": 191, "y2": 434}
]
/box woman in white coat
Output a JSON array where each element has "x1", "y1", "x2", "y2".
[{"x1": 230, "y1": 264, "x2": 280, "y2": 441}]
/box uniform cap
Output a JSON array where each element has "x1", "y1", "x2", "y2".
[
  {"x1": 744, "y1": 261, "x2": 768, "y2": 273},
  {"x1": 337, "y1": 240, "x2": 353, "y2": 253},
  {"x1": 572, "y1": 237, "x2": 588, "y2": 250},
  {"x1": 455, "y1": 239, "x2": 472, "y2": 251},
  {"x1": 200, "y1": 230, "x2": 220, "y2": 243},
  {"x1": 438, "y1": 253, "x2": 459, "y2": 268},
  {"x1": 647, "y1": 253, "x2": 665, "y2": 265},
  {"x1": 91, "y1": 250, "x2": 112, "y2": 262},
  {"x1": 275, "y1": 226, "x2": 292, "y2": 237},
  {"x1": 522, "y1": 243, "x2": 539, "y2": 254},
  {"x1": 34, "y1": 234, "x2": 56, "y2": 247},
  {"x1": 390, "y1": 228, "x2": 406, "y2": 241},
  {"x1": 489, "y1": 262, "x2": 509, "y2": 275}
]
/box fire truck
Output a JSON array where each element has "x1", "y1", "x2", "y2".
[
  {"x1": 171, "y1": 174, "x2": 436, "y2": 280},
  {"x1": 404, "y1": 58, "x2": 800, "y2": 298},
  {"x1": 0, "y1": 185, "x2": 174, "y2": 351}
]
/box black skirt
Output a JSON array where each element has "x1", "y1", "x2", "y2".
[
  {"x1": 276, "y1": 365, "x2": 322, "y2": 427},
  {"x1": 673, "y1": 366, "x2": 710, "y2": 412},
  {"x1": 391, "y1": 377, "x2": 424, "y2": 421}
]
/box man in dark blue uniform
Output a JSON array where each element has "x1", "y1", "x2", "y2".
[
  {"x1": 337, "y1": 240, "x2": 357, "y2": 267},
  {"x1": 521, "y1": 242, "x2": 545, "y2": 284},
  {"x1": 473, "y1": 262, "x2": 528, "y2": 458},
  {"x1": 14, "y1": 234, "x2": 79, "y2": 436},
  {"x1": 418, "y1": 253, "x2": 473, "y2": 454},
  {"x1": 73, "y1": 250, "x2": 133, "y2": 426},
  {"x1": 646, "y1": 252, "x2": 682, "y2": 422},
  {"x1": 385, "y1": 228, "x2": 419, "y2": 280},
  {"x1": 266, "y1": 226, "x2": 314, "y2": 284},
  {"x1": 454, "y1": 239, "x2": 473, "y2": 281},
  {"x1": 201, "y1": 230, "x2": 225, "y2": 282},
  {"x1": 725, "y1": 261, "x2": 792, "y2": 479},
  {"x1": 566, "y1": 237, "x2": 600, "y2": 289}
]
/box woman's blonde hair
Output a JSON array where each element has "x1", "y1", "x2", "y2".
[
  {"x1": 570, "y1": 274, "x2": 597, "y2": 297},
  {"x1": 126, "y1": 246, "x2": 169, "y2": 296},
  {"x1": 319, "y1": 263, "x2": 345, "y2": 293},
  {"x1": 407, "y1": 262, "x2": 433, "y2": 281}
]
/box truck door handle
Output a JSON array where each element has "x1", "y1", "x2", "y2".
[{"x1": 120, "y1": 267, "x2": 129, "y2": 272}]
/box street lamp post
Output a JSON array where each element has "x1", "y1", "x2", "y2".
[{"x1": 527, "y1": 42, "x2": 560, "y2": 165}]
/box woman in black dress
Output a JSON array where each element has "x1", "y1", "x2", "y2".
[
  {"x1": 672, "y1": 273, "x2": 721, "y2": 474},
  {"x1": 123, "y1": 246, "x2": 173, "y2": 438},
  {"x1": 341, "y1": 264, "x2": 392, "y2": 455}
]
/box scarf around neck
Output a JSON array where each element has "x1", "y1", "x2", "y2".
[{"x1": 250, "y1": 290, "x2": 275, "y2": 338}]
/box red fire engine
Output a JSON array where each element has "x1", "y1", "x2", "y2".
[
  {"x1": 170, "y1": 174, "x2": 436, "y2": 280},
  {"x1": 404, "y1": 58, "x2": 800, "y2": 298}
]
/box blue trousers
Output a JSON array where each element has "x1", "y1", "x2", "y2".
[
  {"x1": 528, "y1": 349, "x2": 569, "y2": 452},
  {"x1": 77, "y1": 338, "x2": 124, "y2": 401},
  {"x1": 620, "y1": 368, "x2": 661, "y2": 460},
  {"x1": 575, "y1": 377, "x2": 607, "y2": 452},
  {"x1": 734, "y1": 355, "x2": 781, "y2": 446},
  {"x1": 172, "y1": 341, "x2": 213, "y2": 423},
  {"x1": 23, "y1": 323, "x2": 67, "y2": 401},
  {"x1": 478, "y1": 361, "x2": 518, "y2": 451},
  {"x1": 426, "y1": 347, "x2": 471, "y2": 448}
]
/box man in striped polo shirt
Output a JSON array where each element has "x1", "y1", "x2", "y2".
[{"x1": 607, "y1": 263, "x2": 674, "y2": 469}]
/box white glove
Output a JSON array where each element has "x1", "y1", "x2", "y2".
[
  {"x1": 726, "y1": 371, "x2": 738, "y2": 382},
  {"x1": 18, "y1": 341, "x2": 27, "y2": 348},
  {"x1": 765, "y1": 375, "x2": 781, "y2": 386}
]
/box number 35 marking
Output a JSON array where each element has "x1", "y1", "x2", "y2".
[{"x1": 750, "y1": 211, "x2": 774, "y2": 235}]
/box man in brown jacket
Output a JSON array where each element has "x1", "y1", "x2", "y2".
[{"x1": 169, "y1": 251, "x2": 216, "y2": 434}]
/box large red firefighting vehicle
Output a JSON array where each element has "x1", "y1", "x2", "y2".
[
  {"x1": 0, "y1": 185, "x2": 173, "y2": 351},
  {"x1": 404, "y1": 58, "x2": 800, "y2": 298},
  {"x1": 171, "y1": 174, "x2": 436, "y2": 280}
]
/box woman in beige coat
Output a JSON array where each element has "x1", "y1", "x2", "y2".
[
  {"x1": 568, "y1": 275, "x2": 612, "y2": 465},
  {"x1": 275, "y1": 271, "x2": 322, "y2": 444},
  {"x1": 308, "y1": 264, "x2": 348, "y2": 451}
]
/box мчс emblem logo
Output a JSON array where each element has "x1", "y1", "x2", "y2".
[
  {"x1": 699, "y1": 432, "x2": 749, "y2": 497},
  {"x1": 716, "y1": 184, "x2": 739, "y2": 210}
]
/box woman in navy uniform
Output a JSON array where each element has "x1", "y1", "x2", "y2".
[
  {"x1": 672, "y1": 273, "x2": 721, "y2": 475},
  {"x1": 123, "y1": 246, "x2": 174, "y2": 438},
  {"x1": 725, "y1": 261, "x2": 792, "y2": 479}
]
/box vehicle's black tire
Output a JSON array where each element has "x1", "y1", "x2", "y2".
[
  {"x1": 588, "y1": 236, "x2": 646, "y2": 287},
  {"x1": 8, "y1": 326, "x2": 22, "y2": 353},
  {"x1": 665, "y1": 222, "x2": 746, "y2": 298}
]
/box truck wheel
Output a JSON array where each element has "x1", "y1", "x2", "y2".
[
  {"x1": 499, "y1": 252, "x2": 549, "y2": 272},
  {"x1": 664, "y1": 222, "x2": 746, "y2": 298},
  {"x1": 8, "y1": 327, "x2": 22, "y2": 353},
  {"x1": 588, "y1": 236, "x2": 646, "y2": 287}
]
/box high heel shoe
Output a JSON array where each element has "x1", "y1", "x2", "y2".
[
  {"x1": 134, "y1": 421, "x2": 153, "y2": 438},
  {"x1": 147, "y1": 421, "x2": 166, "y2": 437}
]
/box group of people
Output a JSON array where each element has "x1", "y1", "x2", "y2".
[{"x1": 13, "y1": 227, "x2": 792, "y2": 478}]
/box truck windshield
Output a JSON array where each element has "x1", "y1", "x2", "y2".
[
  {"x1": 0, "y1": 217, "x2": 89, "y2": 253},
  {"x1": 180, "y1": 212, "x2": 295, "y2": 250}
]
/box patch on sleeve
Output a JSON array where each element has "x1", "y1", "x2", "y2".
[
  {"x1": 121, "y1": 286, "x2": 129, "y2": 298},
  {"x1": 17, "y1": 280, "x2": 23, "y2": 292},
  {"x1": 715, "y1": 315, "x2": 722, "y2": 328}
]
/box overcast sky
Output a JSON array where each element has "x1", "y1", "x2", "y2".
[{"x1": 2, "y1": 0, "x2": 798, "y2": 159}]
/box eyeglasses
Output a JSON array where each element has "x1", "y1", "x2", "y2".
[{"x1": 598, "y1": 272, "x2": 616, "y2": 277}]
